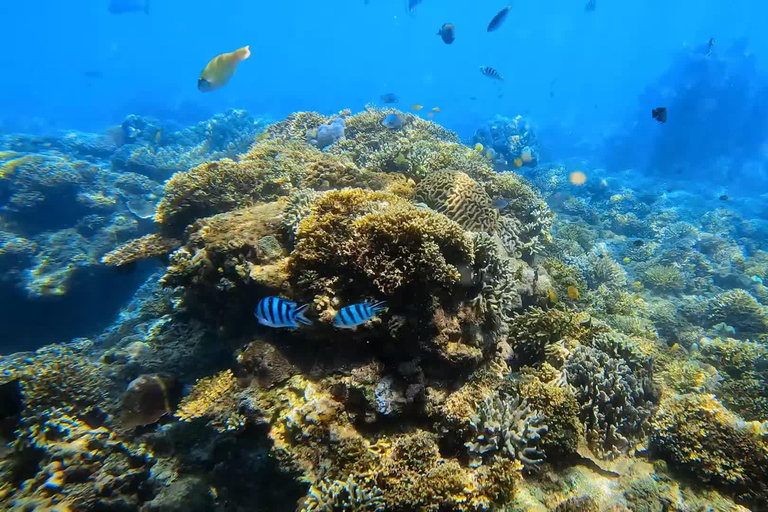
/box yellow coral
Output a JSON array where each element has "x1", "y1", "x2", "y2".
[
  {"x1": 415, "y1": 170, "x2": 498, "y2": 232},
  {"x1": 175, "y1": 369, "x2": 246, "y2": 432},
  {"x1": 101, "y1": 234, "x2": 181, "y2": 267}
]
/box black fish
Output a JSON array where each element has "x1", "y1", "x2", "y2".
[
  {"x1": 487, "y1": 6, "x2": 511, "y2": 32},
  {"x1": 633, "y1": 240, "x2": 644, "y2": 247},
  {"x1": 407, "y1": 0, "x2": 422, "y2": 12},
  {"x1": 438, "y1": 23, "x2": 455, "y2": 44},
  {"x1": 707, "y1": 38, "x2": 715, "y2": 57},
  {"x1": 652, "y1": 107, "x2": 667, "y2": 124},
  {"x1": 585, "y1": 0, "x2": 596, "y2": 12},
  {"x1": 480, "y1": 66, "x2": 504, "y2": 80},
  {"x1": 380, "y1": 93, "x2": 399, "y2": 104},
  {"x1": 719, "y1": 194, "x2": 729, "y2": 201}
]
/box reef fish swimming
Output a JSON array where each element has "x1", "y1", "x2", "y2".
[
  {"x1": 381, "y1": 93, "x2": 399, "y2": 104},
  {"x1": 652, "y1": 107, "x2": 667, "y2": 123},
  {"x1": 334, "y1": 301, "x2": 387, "y2": 329},
  {"x1": 480, "y1": 66, "x2": 504, "y2": 80},
  {"x1": 198, "y1": 46, "x2": 251, "y2": 92},
  {"x1": 381, "y1": 113, "x2": 403, "y2": 130},
  {"x1": 438, "y1": 23, "x2": 455, "y2": 44},
  {"x1": 109, "y1": 0, "x2": 149, "y2": 14},
  {"x1": 255, "y1": 296, "x2": 312, "y2": 328},
  {"x1": 487, "y1": 6, "x2": 511, "y2": 32}
]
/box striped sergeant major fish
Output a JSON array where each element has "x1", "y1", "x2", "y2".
[
  {"x1": 479, "y1": 66, "x2": 504, "y2": 80},
  {"x1": 334, "y1": 301, "x2": 387, "y2": 329},
  {"x1": 255, "y1": 296, "x2": 311, "y2": 328}
]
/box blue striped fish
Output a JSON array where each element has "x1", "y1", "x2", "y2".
[
  {"x1": 255, "y1": 296, "x2": 311, "y2": 328},
  {"x1": 334, "y1": 301, "x2": 387, "y2": 329}
]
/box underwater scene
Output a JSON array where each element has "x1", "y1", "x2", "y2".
[{"x1": 3, "y1": 0, "x2": 768, "y2": 510}]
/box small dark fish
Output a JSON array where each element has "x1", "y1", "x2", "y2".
[
  {"x1": 334, "y1": 301, "x2": 387, "y2": 329},
  {"x1": 255, "y1": 296, "x2": 311, "y2": 328},
  {"x1": 407, "y1": 0, "x2": 422, "y2": 12},
  {"x1": 719, "y1": 194, "x2": 729, "y2": 201},
  {"x1": 492, "y1": 198, "x2": 509, "y2": 210},
  {"x1": 487, "y1": 5, "x2": 511, "y2": 32},
  {"x1": 470, "y1": 96, "x2": 478, "y2": 101},
  {"x1": 585, "y1": 0, "x2": 596, "y2": 12},
  {"x1": 652, "y1": 107, "x2": 667, "y2": 124},
  {"x1": 707, "y1": 38, "x2": 715, "y2": 57},
  {"x1": 438, "y1": 23, "x2": 455, "y2": 44},
  {"x1": 549, "y1": 91, "x2": 554, "y2": 98},
  {"x1": 480, "y1": 66, "x2": 504, "y2": 80},
  {"x1": 381, "y1": 93, "x2": 399, "y2": 104},
  {"x1": 109, "y1": 0, "x2": 149, "y2": 14},
  {"x1": 381, "y1": 114, "x2": 403, "y2": 130},
  {"x1": 84, "y1": 70, "x2": 103, "y2": 79},
  {"x1": 633, "y1": 240, "x2": 645, "y2": 247}
]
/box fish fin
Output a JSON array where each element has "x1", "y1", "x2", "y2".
[
  {"x1": 293, "y1": 304, "x2": 312, "y2": 326},
  {"x1": 238, "y1": 46, "x2": 251, "y2": 61}
]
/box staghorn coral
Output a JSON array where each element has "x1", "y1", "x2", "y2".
[
  {"x1": 101, "y1": 233, "x2": 181, "y2": 267},
  {"x1": 175, "y1": 369, "x2": 246, "y2": 432},
  {"x1": 705, "y1": 289, "x2": 768, "y2": 340},
  {"x1": 415, "y1": 169, "x2": 497, "y2": 232},
  {"x1": 565, "y1": 346, "x2": 656, "y2": 458},
  {"x1": 465, "y1": 393, "x2": 548, "y2": 467},
  {"x1": 651, "y1": 393, "x2": 768, "y2": 506},
  {"x1": 289, "y1": 188, "x2": 473, "y2": 300}
]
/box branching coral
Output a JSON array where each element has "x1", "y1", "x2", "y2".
[
  {"x1": 706, "y1": 289, "x2": 768, "y2": 340},
  {"x1": 639, "y1": 264, "x2": 686, "y2": 293},
  {"x1": 101, "y1": 233, "x2": 181, "y2": 267},
  {"x1": 415, "y1": 170, "x2": 498, "y2": 232},
  {"x1": 586, "y1": 252, "x2": 627, "y2": 290},
  {"x1": 651, "y1": 393, "x2": 768, "y2": 505},
  {"x1": 302, "y1": 476, "x2": 385, "y2": 512},
  {"x1": 565, "y1": 346, "x2": 656, "y2": 458},
  {"x1": 175, "y1": 369, "x2": 246, "y2": 432},
  {"x1": 506, "y1": 307, "x2": 588, "y2": 367},
  {"x1": 289, "y1": 188, "x2": 473, "y2": 300},
  {"x1": 465, "y1": 394, "x2": 548, "y2": 467}
]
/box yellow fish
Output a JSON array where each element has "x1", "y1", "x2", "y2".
[
  {"x1": 411, "y1": 104, "x2": 424, "y2": 111},
  {"x1": 432, "y1": 107, "x2": 441, "y2": 112},
  {"x1": 154, "y1": 130, "x2": 161, "y2": 144},
  {"x1": 622, "y1": 257, "x2": 630, "y2": 264},
  {"x1": 548, "y1": 288, "x2": 558, "y2": 304},
  {"x1": 198, "y1": 46, "x2": 251, "y2": 92},
  {"x1": 567, "y1": 285, "x2": 580, "y2": 299},
  {"x1": 514, "y1": 158, "x2": 523, "y2": 167},
  {"x1": 474, "y1": 143, "x2": 484, "y2": 152},
  {"x1": 632, "y1": 281, "x2": 643, "y2": 288}
]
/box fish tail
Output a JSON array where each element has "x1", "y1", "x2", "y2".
[
  {"x1": 293, "y1": 303, "x2": 312, "y2": 326},
  {"x1": 369, "y1": 300, "x2": 387, "y2": 313}
]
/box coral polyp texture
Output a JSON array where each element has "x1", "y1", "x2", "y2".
[{"x1": 3, "y1": 106, "x2": 768, "y2": 512}]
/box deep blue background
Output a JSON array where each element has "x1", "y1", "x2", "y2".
[{"x1": 2, "y1": 0, "x2": 766, "y2": 140}]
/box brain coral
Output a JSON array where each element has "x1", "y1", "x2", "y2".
[{"x1": 415, "y1": 169, "x2": 498, "y2": 232}]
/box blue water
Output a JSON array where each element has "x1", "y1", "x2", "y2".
[{"x1": 2, "y1": 0, "x2": 765, "y2": 138}]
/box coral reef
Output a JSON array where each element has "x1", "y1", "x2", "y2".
[{"x1": 415, "y1": 169, "x2": 498, "y2": 232}]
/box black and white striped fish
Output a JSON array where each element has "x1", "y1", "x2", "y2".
[
  {"x1": 479, "y1": 66, "x2": 504, "y2": 80},
  {"x1": 334, "y1": 301, "x2": 387, "y2": 329},
  {"x1": 255, "y1": 296, "x2": 311, "y2": 328}
]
